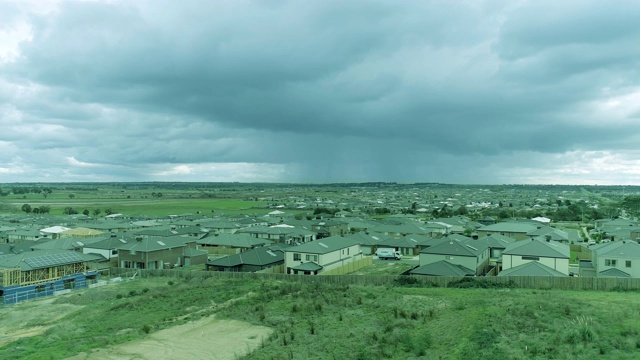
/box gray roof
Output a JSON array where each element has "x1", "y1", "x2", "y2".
[
  {"x1": 345, "y1": 232, "x2": 388, "y2": 246},
  {"x1": 290, "y1": 261, "x2": 323, "y2": 271},
  {"x1": 0, "y1": 249, "x2": 103, "y2": 271},
  {"x1": 30, "y1": 236, "x2": 105, "y2": 251},
  {"x1": 198, "y1": 233, "x2": 272, "y2": 248},
  {"x1": 477, "y1": 234, "x2": 516, "y2": 249},
  {"x1": 477, "y1": 222, "x2": 540, "y2": 234},
  {"x1": 592, "y1": 240, "x2": 640, "y2": 258},
  {"x1": 410, "y1": 260, "x2": 474, "y2": 276},
  {"x1": 285, "y1": 236, "x2": 358, "y2": 254},
  {"x1": 502, "y1": 238, "x2": 569, "y2": 259},
  {"x1": 209, "y1": 247, "x2": 285, "y2": 268},
  {"x1": 598, "y1": 268, "x2": 631, "y2": 278},
  {"x1": 420, "y1": 237, "x2": 487, "y2": 257},
  {"x1": 498, "y1": 261, "x2": 566, "y2": 277},
  {"x1": 115, "y1": 236, "x2": 186, "y2": 253}
]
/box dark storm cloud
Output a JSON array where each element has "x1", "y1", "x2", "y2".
[{"x1": 1, "y1": 0, "x2": 640, "y2": 183}]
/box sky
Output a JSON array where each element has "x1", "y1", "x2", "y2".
[{"x1": 1, "y1": 0, "x2": 640, "y2": 185}]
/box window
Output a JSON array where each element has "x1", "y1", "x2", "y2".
[
  {"x1": 605, "y1": 259, "x2": 617, "y2": 267},
  {"x1": 293, "y1": 253, "x2": 301, "y2": 261},
  {"x1": 306, "y1": 254, "x2": 318, "y2": 262},
  {"x1": 626, "y1": 260, "x2": 631, "y2": 268},
  {"x1": 35, "y1": 285, "x2": 45, "y2": 293},
  {"x1": 522, "y1": 256, "x2": 540, "y2": 261}
]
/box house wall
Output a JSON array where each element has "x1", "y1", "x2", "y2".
[
  {"x1": 502, "y1": 254, "x2": 569, "y2": 275},
  {"x1": 318, "y1": 244, "x2": 362, "y2": 271},
  {"x1": 118, "y1": 247, "x2": 185, "y2": 269},
  {"x1": 596, "y1": 256, "x2": 640, "y2": 278}
]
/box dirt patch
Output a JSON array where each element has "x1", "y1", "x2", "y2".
[
  {"x1": 67, "y1": 317, "x2": 272, "y2": 360},
  {"x1": 0, "y1": 298, "x2": 83, "y2": 347}
]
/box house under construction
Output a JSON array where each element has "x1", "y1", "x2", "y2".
[{"x1": 0, "y1": 249, "x2": 101, "y2": 305}]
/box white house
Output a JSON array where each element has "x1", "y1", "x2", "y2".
[
  {"x1": 284, "y1": 236, "x2": 362, "y2": 275},
  {"x1": 591, "y1": 240, "x2": 640, "y2": 278},
  {"x1": 501, "y1": 237, "x2": 570, "y2": 275}
]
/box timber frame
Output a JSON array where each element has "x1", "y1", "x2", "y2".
[{"x1": 1, "y1": 262, "x2": 89, "y2": 287}]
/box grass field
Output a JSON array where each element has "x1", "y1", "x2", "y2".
[
  {"x1": 2, "y1": 276, "x2": 640, "y2": 359},
  {"x1": 0, "y1": 194, "x2": 275, "y2": 216}
]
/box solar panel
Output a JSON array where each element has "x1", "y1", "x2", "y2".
[
  {"x1": 0, "y1": 253, "x2": 15, "y2": 261},
  {"x1": 119, "y1": 239, "x2": 127, "y2": 243},
  {"x1": 465, "y1": 244, "x2": 478, "y2": 251},
  {"x1": 318, "y1": 242, "x2": 329, "y2": 248},
  {"x1": 266, "y1": 250, "x2": 277, "y2": 257},
  {"x1": 157, "y1": 241, "x2": 166, "y2": 246},
  {"x1": 24, "y1": 252, "x2": 85, "y2": 269}
]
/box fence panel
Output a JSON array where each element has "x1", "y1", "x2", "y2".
[{"x1": 106, "y1": 267, "x2": 640, "y2": 291}]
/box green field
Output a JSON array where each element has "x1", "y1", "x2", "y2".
[{"x1": 2, "y1": 276, "x2": 640, "y2": 359}]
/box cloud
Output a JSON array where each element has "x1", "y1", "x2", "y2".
[{"x1": 1, "y1": 0, "x2": 639, "y2": 184}]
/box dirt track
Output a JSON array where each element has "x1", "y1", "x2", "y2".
[{"x1": 66, "y1": 317, "x2": 272, "y2": 360}]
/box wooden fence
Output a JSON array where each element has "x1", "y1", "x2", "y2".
[
  {"x1": 107, "y1": 267, "x2": 640, "y2": 291},
  {"x1": 320, "y1": 257, "x2": 373, "y2": 276},
  {"x1": 256, "y1": 264, "x2": 285, "y2": 274}
]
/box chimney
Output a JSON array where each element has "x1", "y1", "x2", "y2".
[
  {"x1": 111, "y1": 233, "x2": 117, "y2": 238},
  {"x1": 136, "y1": 236, "x2": 143, "y2": 242},
  {"x1": 545, "y1": 235, "x2": 551, "y2": 242}
]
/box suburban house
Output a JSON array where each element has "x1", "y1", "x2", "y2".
[
  {"x1": 196, "y1": 233, "x2": 273, "y2": 254},
  {"x1": 345, "y1": 231, "x2": 387, "y2": 255},
  {"x1": 7, "y1": 229, "x2": 49, "y2": 243},
  {"x1": 0, "y1": 249, "x2": 101, "y2": 304},
  {"x1": 114, "y1": 236, "x2": 207, "y2": 269},
  {"x1": 377, "y1": 235, "x2": 430, "y2": 256},
  {"x1": 206, "y1": 246, "x2": 285, "y2": 272},
  {"x1": 285, "y1": 236, "x2": 363, "y2": 275},
  {"x1": 476, "y1": 221, "x2": 541, "y2": 241},
  {"x1": 474, "y1": 234, "x2": 516, "y2": 272},
  {"x1": 501, "y1": 238, "x2": 570, "y2": 275},
  {"x1": 418, "y1": 236, "x2": 490, "y2": 276},
  {"x1": 310, "y1": 219, "x2": 349, "y2": 238},
  {"x1": 40, "y1": 226, "x2": 71, "y2": 239},
  {"x1": 590, "y1": 240, "x2": 640, "y2": 278},
  {"x1": 236, "y1": 225, "x2": 315, "y2": 245}
]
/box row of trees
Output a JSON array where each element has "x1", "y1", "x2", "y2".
[
  {"x1": 21, "y1": 204, "x2": 115, "y2": 216},
  {"x1": 21, "y1": 204, "x2": 51, "y2": 214}
]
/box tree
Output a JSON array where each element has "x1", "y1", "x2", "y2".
[
  {"x1": 63, "y1": 207, "x2": 78, "y2": 215},
  {"x1": 455, "y1": 206, "x2": 468, "y2": 216},
  {"x1": 37, "y1": 205, "x2": 51, "y2": 214},
  {"x1": 83, "y1": 209, "x2": 90, "y2": 216},
  {"x1": 105, "y1": 208, "x2": 114, "y2": 215},
  {"x1": 21, "y1": 204, "x2": 32, "y2": 213},
  {"x1": 69, "y1": 194, "x2": 75, "y2": 199},
  {"x1": 93, "y1": 209, "x2": 101, "y2": 217}
]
